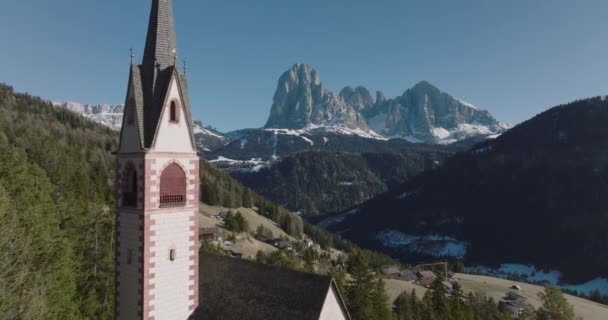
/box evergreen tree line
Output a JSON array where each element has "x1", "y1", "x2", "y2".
[
  {"x1": 392, "y1": 279, "x2": 579, "y2": 320},
  {"x1": 327, "y1": 250, "x2": 580, "y2": 320},
  {"x1": 223, "y1": 211, "x2": 248, "y2": 233},
  {"x1": 0, "y1": 84, "x2": 117, "y2": 319}
]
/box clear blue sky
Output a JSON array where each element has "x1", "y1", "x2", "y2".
[{"x1": 2, "y1": 0, "x2": 608, "y2": 132}]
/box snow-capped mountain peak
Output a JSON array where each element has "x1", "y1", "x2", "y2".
[
  {"x1": 264, "y1": 65, "x2": 508, "y2": 144},
  {"x1": 52, "y1": 101, "x2": 124, "y2": 131}
]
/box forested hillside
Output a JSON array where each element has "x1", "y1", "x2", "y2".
[
  {"x1": 0, "y1": 84, "x2": 117, "y2": 319},
  {"x1": 235, "y1": 148, "x2": 452, "y2": 216},
  {"x1": 336, "y1": 96, "x2": 608, "y2": 282},
  {"x1": 0, "y1": 84, "x2": 585, "y2": 320},
  {"x1": 0, "y1": 84, "x2": 395, "y2": 318}
]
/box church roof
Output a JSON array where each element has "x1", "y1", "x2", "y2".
[
  {"x1": 125, "y1": 0, "x2": 195, "y2": 149},
  {"x1": 142, "y1": 0, "x2": 177, "y2": 75},
  {"x1": 191, "y1": 254, "x2": 350, "y2": 320}
]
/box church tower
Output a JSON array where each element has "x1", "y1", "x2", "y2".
[{"x1": 115, "y1": 1, "x2": 199, "y2": 319}]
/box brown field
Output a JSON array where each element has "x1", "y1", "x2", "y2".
[{"x1": 384, "y1": 273, "x2": 608, "y2": 320}]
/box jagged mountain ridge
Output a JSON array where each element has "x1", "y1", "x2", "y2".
[
  {"x1": 264, "y1": 64, "x2": 372, "y2": 136},
  {"x1": 264, "y1": 64, "x2": 509, "y2": 144},
  {"x1": 51, "y1": 101, "x2": 229, "y2": 151},
  {"x1": 52, "y1": 101, "x2": 124, "y2": 131}
]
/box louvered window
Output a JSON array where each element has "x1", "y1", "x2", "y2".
[
  {"x1": 159, "y1": 163, "x2": 186, "y2": 207},
  {"x1": 123, "y1": 163, "x2": 138, "y2": 207}
]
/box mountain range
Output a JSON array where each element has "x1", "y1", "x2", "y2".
[
  {"x1": 52, "y1": 101, "x2": 124, "y2": 131},
  {"x1": 49, "y1": 64, "x2": 509, "y2": 217},
  {"x1": 54, "y1": 63, "x2": 507, "y2": 149},
  {"x1": 265, "y1": 64, "x2": 509, "y2": 144},
  {"x1": 40, "y1": 68, "x2": 608, "y2": 292}
]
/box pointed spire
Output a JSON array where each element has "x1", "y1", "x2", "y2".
[{"x1": 142, "y1": 0, "x2": 177, "y2": 73}]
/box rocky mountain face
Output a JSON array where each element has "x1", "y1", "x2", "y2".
[
  {"x1": 264, "y1": 64, "x2": 508, "y2": 144},
  {"x1": 328, "y1": 96, "x2": 608, "y2": 281},
  {"x1": 52, "y1": 101, "x2": 124, "y2": 131},
  {"x1": 193, "y1": 121, "x2": 230, "y2": 151},
  {"x1": 51, "y1": 101, "x2": 229, "y2": 151},
  {"x1": 364, "y1": 81, "x2": 509, "y2": 143},
  {"x1": 264, "y1": 64, "x2": 372, "y2": 136}
]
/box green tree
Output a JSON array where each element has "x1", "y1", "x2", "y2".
[
  {"x1": 394, "y1": 290, "x2": 414, "y2": 320},
  {"x1": 430, "y1": 274, "x2": 450, "y2": 319},
  {"x1": 450, "y1": 282, "x2": 468, "y2": 320},
  {"x1": 536, "y1": 286, "x2": 575, "y2": 320},
  {"x1": 242, "y1": 188, "x2": 253, "y2": 208}
]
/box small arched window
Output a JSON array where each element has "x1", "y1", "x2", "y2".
[
  {"x1": 123, "y1": 163, "x2": 138, "y2": 207},
  {"x1": 169, "y1": 101, "x2": 178, "y2": 123},
  {"x1": 159, "y1": 163, "x2": 186, "y2": 207}
]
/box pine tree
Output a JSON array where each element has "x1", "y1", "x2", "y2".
[
  {"x1": 536, "y1": 286, "x2": 575, "y2": 320},
  {"x1": 394, "y1": 290, "x2": 414, "y2": 320},
  {"x1": 450, "y1": 282, "x2": 467, "y2": 320},
  {"x1": 430, "y1": 274, "x2": 450, "y2": 319},
  {"x1": 242, "y1": 188, "x2": 253, "y2": 208}
]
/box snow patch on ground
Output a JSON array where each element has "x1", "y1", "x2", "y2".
[
  {"x1": 455, "y1": 98, "x2": 480, "y2": 110},
  {"x1": 317, "y1": 208, "x2": 360, "y2": 229},
  {"x1": 466, "y1": 264, "x2": 608, "y2": 295},
  {"x1": 265, "y1": 123, "x2": 385, "y2": 141},
  {"x1": 431, "y1": 127, "x2": 451, "y2": 140},
  {"x1": 209, "y1": 156, "x2": 272, "y2": 172},
  {"x1": 562, "y1": 278, "x2": 608, "y2": 295},
  {"x1": 367, "y1": 113, "x2": 388, "y2": 135},
  {"x1": 376, "y1": 230, "x2": 468, "y2": 259},
  {"x1": 397, "y1": 191, "x2": 417, "y2": 199},
  {"x1": 193, "y1": 124, "x2": 227, "y2": 140},
  {"x1": 301, "y1": 136, "x2": 314, "y2": 145}
]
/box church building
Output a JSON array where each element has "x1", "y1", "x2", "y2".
[
  {"x1": 115, "y1": 1, "x2": 350, "y2": 319},
  {"x1": 115, "y1": 0, "x2": 199, "y2": 319}
]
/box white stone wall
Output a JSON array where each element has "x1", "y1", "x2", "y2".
[
  {"x1": 318, "y1": 285, "x2": 348, "y2": 320},
  {"x1": 117, "y1": 211, "x2": 142, "y2": 320},
  {"x1": 148, "y1": 210, "x2": 197, "y2": 320},
  {"x1": 152, "y1": 77, "x2": 195, "y2": 153}
]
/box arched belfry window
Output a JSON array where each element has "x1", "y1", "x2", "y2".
[
  {"x1": 123, "y1": 163, "x2": 138, "y2": 207},
  {"x1": 169, "y1": 101, "x2": 178, "y2": 123},
  {"x1": 159, "y1": 163, "x2": 186, "y2": 207}
]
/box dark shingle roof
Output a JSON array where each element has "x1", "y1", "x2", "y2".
[
  {"x1": 191, "y1": 254, "x2": 348, "y2": 320},
  {"x1": 123, "y1": 0, "x2": 195, "y2": 149},
  {"x1": 142, "y1": 0, "x2": 177, "y2": 84}
]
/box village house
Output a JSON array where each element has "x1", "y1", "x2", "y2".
[
  {"x1": 268, "y1": 238, "x2": 294, "y2": 251},
  {"x1": 400, "y1": 269, "x2": 418, "y2": 282},
  {"x1": 416, "y1": 270, "x2": 437, "y2": 287},
  {"x1": 503, "y1": 291, "x2": 530, "y2": 316},
  {"x1": 199, "y1": 226, "x2": 223, "y2": 242},
  {"x1": 381, "y1": 265, "x2": 402, "y2": 277},
  {"x1": 303, "y1": 238, "x2": 314, "y2": 248}
]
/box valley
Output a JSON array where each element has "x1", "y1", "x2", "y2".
[
  {"x1": 46, "y1": 65, "x2": 608, "y2": 299},
  {"x1": 326, "y1": 96, "x2": 608, "y2": 289}
]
